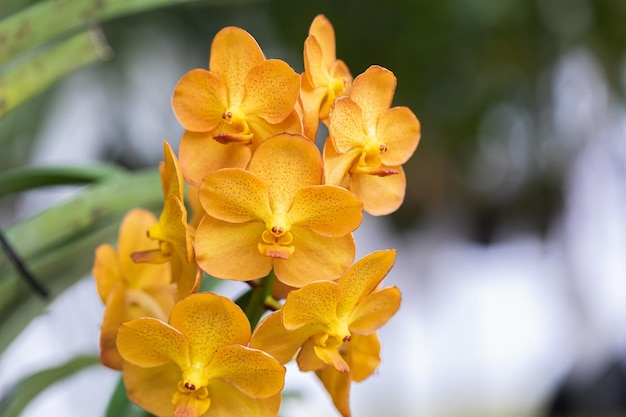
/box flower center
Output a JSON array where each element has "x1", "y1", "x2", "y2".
[
  {"x1": 350, "y1": 138, "x2": 399, "y2": 177},
  {"x1": 172, "y1": 365, "x2": 212, "y2": 416},
  {"x1": 258, "y1": 212, "x2": 295, "y2": 259},
  {"x1": 214, "y1": 105, "x2": 253, "y2": 144}
]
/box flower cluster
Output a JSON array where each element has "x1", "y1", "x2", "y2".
[{"x1": 93, "y1": 14, "x2": 420, "y2": 417}]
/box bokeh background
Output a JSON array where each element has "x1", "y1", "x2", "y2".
[{"x1": 1, "y1": 0, "x2": 626, "y2": 416}]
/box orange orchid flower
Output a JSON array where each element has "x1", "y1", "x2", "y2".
[
  {"x1": 300, "y1": 14, "x2": 352, "y2": 140},
  {"x1": 324, "y1": 65, "x2": 421, "y2": 215},
  {"x1": 116, "y1": 292, "x2": 285, "y2": 417},
  {"x1": 172, "y1": 26, "x2": 302, "y2": 186},
  {"x1": 93, "y1": 209, "x2": 174, "y2": 370},
  {"x1": 194, "y1": 132, "x2": 363, "y2": 287},
  {"x1": 249, "y1": 250, "x2": 401, "y2": 417},
  {"x1": 131, "y1": 141, "x2": 201, "y2": 300}
]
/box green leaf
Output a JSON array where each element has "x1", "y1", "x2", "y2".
[
  {"x1": 0, "y1": 168, "x2": 163, "y2": 354},
  {"x1": 0, "y1": 164, "x2": 125, "y2": 199},
  {"x1": 0, "y1": 0, "x2": 261, "y2": 67},
  {"x1": 0, "y1": 355, "x2": 99, "y2": 417},
  {"x1": 0, "y1": 28, "x2": 112, "y2": 118},
  {"x1": 105, "y1": 376, "x2": 155, "y2": 417}
]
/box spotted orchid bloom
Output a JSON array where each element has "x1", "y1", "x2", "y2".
[
  {"x1": 116, "y1": 292, "x2": 285, "y2": 417},
  {"x1": 172, "y1": 26, "x2": 302, "y2": 187},
  {"x1": 324, "y1": 65, "x2": 421, "y2": 215},
  {"x1": 298, "y1": 15, "x2": 352, "y2": 141},
  {"x1": 194, "y1": 132, "x2": 363, "y2": 287},
  {"x1": 249, "y1": 250, "x2": 400, "y2": 416},
  {"x1": 131, "y1": 141, "x2": 201, "y2": 301},
  {"x1": 93, "y1": 209, "x2": 174, "y2": 370}
]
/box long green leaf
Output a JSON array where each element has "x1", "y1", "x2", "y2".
[
  {"x1": 0, "y1": 169, "x2": 162, "y2": 353},
  {"x1": 0, "y1": 164, "x2": 125, "y2": 198},
  {"x1": 0, "y1": 0, "x2": 251, "y2": 66},
  {"x1": 105, "y1": 377, "x2": 155, "y2": 417},
  {"x1": 0, "y1": 355, "x2": 99, "y2": 417},
  {"x1": 0, "y1": 168, "x2": 160, "y2": 272},
  {"x1": 0, "y1": 28, "x2": 111, "y2": 117}
]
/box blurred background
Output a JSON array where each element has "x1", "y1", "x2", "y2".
[{"x1": 1, "y1": 0, "x2": 626, "y2": 416}]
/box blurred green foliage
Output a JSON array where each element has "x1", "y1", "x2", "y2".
[{"x1": 3, "y1": 0, "x2": 624, "y2": 241}]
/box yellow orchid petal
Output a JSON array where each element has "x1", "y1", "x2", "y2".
[
  {"x1": 315, "y1": 365, "x2": 352, "y2": 417},
  {"x1": 282, "y1": 281, "x2": 342, "y2": 331},
  {"x1": 123, "y1": 362, "x2": 181, "y2": 417},
  {"x1": 297, "y1": 337, "x2": 328, "y2": 372},
  {"x1": 322, "y1": 139, "x2": 359, "y2": 188},
  {"x1": 349, "y1": 333, "x2": 381, "y2": 382},
  {"x1": 160, "y1": 140, "x2": 185, "y2": 200},
  {"x1": 173, "y1": 390, "x2": 211, "y2": 417},
  {"x1": 172, "y1": 68, "x2": 228, "y2": 132},
  {"x1": 289, "y1": 185, "x2": 362, "y2": 236},
  {"x1": 149, "y1": 195, "x2": 188, "y2": 251},
  {"x1": 168, "y1": 293, "x2": 251, "y2": 366},
  {"x1": 350, "y1": 167, "x2": 406, "y2": 216},
  {"x1": 314, "y1": 345, "x2": 350, "y2": 373},
  {"x1": 336, "y1": 250, "x2": 396, "y2": 318},
  {"x1": 93, "y1": 244, "x2": 121, "y2": 303},
  {"x1": 329, "y1": 97, "x2": 368, "y2": 153},
  {"x1": 195, "y1": 216, "x2": 272, "y2": 281},
  {"x1": 350, "y1": 65, "x2": 396, "y2": 128},
  {"x1": 99, "y1": 282, "x2": 127, "y2": 370},
  {"x1": 299, "y1": 76, "x2": 328, "y2": 140},
  {"x1": 117, "y1": 209, "x2": 168, "y2": 288},
  {"x1": 242, "y1": 59, "x2": 300, "y2": 124},
  {"x1": 377, "y1": 106, "x2": 421, "y2": 166},
  {"x1": 117, "y1": 317, "x2": 189, "y2": 370},
  {"x1": 201, "y1": 380, "x2": 282, "y2": 417},
  {"x1": 170, "y1": 255, "x2": 202, "y2": 301},
  {"x1": 309, "y1": 15, "x2": 338, "y2": 71},
  {"x1": 247, "y1": 109, "x2": 303, "y2": 142},
  {"x1": 303, "y1": 34, "x2": 326, "y2": 88},
  {"x1": 249, "y1": 310, "x2": 316, "y2": 364},
  {"x1": 349, "y1": 286, "x2": 401, "y2": 335},
  {"x1": 274, "y1": 228, "x2": 355, "y2": 287},
  {"x1": 206, "y1": 345, "x2": 285, "y2": 398},
  {"x1": 178, "y1": 130, "x2": 252, "y2": 188},
  {"x1": 200, "y1": 168, "x2": 271, "y2": 223},
  {"x1": 209, "y1": 26, "x2": 265, "y2": 104},
  {"x1": 248, "y1": 133, "x2": 322, "y2": 213}
]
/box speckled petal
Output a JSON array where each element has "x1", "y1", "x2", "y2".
[
  {"x1": 242, "y1": 60, "x2": 300, "y2": 124},
  {"x1": 172, "y1": 68, "x2": 228, "y2": 132},
  {"x1": 168, "y1": 293, "x2": 251, "y2": 366},
  {"x1": 117, "y1": 317, "x2": 189, "y2": 370},
  {"x1": 336, "y1": 250, "x2": 396, "y2": 319},
  {"x1": 248, "y1": 133, "x2": 322, "y2": 213},
  {"x1": 349, "y1": 65, "x2": 396, "y2": 129},
  {"x1": 195, "y1": 216, "x2": 272, "y2": 281},
  {"x1": 123, "y1": 362, "x2": 180, "y2": 417},
  {"x1": 179, "y1": 130, "x2": 252, "y2": 188},
  {"x1": 329, "y1": 97, "x2": 367, "y2": 154},
  {"x1": 377, "y1": 106, "x2": 421, "y2": 166},
  {"x1": 315, "y1": 365, "x2": 352, "y2": 417},
  {"x1": 350, "y1": 167, "x2": 406, "y2": 216},
  {"x1": 282, "y1": 281, "x2": 342, "y2": 331},
  {"x1": 200, "y1": 168, "x2": 271, "y2": 223},
  {"x1": 209, "y1": 26, "x2": 265, "y2": 104},
  {"x1": 249, "y1": 310, "x2": 317, "y2": 364},
  {"x1": 206, "y1": 345, "x2": 285, "y2": 398},
  {"x1": 349, "y1": 286, "x2": 401, "y2": 334},
  {"x1": 273, "y1": 228, "x2": 355, "y2": 287},
  {"x1": 289, "y1": 185, "x2": 362, "y2": 236},
  {"x1": 202, "y1": 380, "x2": 282, "y2": 417},
  {"x1": 348, "y1": 333, "x2": 381, "y2": 382}
]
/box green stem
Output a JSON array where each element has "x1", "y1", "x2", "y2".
[
  {"x1": 0, "y1": 28, "x2": 111, "y2": 117},
  {"x1": 244, "y1": 270, "x2": 275, "y2": 328}
]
